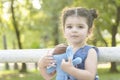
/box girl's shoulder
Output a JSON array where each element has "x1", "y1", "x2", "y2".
[
  {"x1": 84, "y1": 45, "x2": 99, "y2": 53},
  {"x1": 74, "y1": 45, "x2": 99, "y2": 58}
]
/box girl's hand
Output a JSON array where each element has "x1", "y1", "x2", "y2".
[
  {"x1": 61, "y1": 57, "x2": 73, "y2": 72},
  {"x1": 38, "y1": 53, "x2": 56, "y2": 69},
  {"x1": 38, "y1": 52, "x2": 56, "y2": 80}
]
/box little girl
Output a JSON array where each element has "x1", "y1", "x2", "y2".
[{"x1": 38, "y1": 7, "x2": 99, "y2": 80}]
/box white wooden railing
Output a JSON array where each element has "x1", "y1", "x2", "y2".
[{"x1": 0, "y1": 47, "x2": 120, "y2": 63}]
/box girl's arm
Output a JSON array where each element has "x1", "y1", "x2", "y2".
[
  {"x1": 38, "y1": 54, "x2": 56, "y2": 80},
  {"x1": 61, "y1": 48, "x2": 97, "y2": 80}
]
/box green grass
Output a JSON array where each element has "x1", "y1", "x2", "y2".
[
  {"x1": 0, "y1": 68, "x2": 120, "y2": 80},
  {"x1": 98, "y1": 68, "x2": 120, "y2": 80},
  {"x1": 0, "y1": 70, "x2": 44, "y2": 80}
]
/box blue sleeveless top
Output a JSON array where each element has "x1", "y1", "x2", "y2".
[{"x1": 72, "y1": 45, "x2": 99, "y2": 80}]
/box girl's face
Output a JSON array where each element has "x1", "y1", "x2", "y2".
[{"x1": 64, "y1": 16, "x2": 91, "y2": 45}]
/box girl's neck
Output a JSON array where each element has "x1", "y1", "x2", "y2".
[{"x1": 71, "y1": 42, "x2": 86, "y2": 53}]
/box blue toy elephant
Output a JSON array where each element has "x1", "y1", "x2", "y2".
[{"x1": 47, "y1": 46, "x2": 82, "y2": 80}]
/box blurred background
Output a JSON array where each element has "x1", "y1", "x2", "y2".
[{"x1": 0, "y1": 0, "x2": 120, "y2": 80}]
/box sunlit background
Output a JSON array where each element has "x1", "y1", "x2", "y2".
[{"x1": 0, "y1": 0, "x2": 120, "y2": 80}]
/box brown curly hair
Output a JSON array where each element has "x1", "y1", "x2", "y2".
[{"x1": 61, "y1": 7, "x2": 98, "y2": 29}]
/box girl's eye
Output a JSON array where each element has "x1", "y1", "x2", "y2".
[
  {"x1": 78, "y1": 26, "x2": 84, "y2": 28},
  {"x1": 66, "y1": 26, "x2": 72, "y2": 29}
]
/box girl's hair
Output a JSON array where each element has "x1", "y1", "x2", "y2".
[{"x1": 61, "y1": 7, "x2": 98, "y2": 29}]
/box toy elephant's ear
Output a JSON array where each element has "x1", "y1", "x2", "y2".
[{"x1": 53, "y1": 43, "x2": 68, "y2": 55}]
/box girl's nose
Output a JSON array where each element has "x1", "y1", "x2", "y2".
[{"x1": 72, "y1": 27, "x2": 77, "y2": 32}]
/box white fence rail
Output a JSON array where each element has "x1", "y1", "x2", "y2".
[{"x1": 0, "y1": 47, "x2": 120, "y2": 63}]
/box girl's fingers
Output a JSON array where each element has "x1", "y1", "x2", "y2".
[
  {"x1": 62, "y1": 59, "x2": 65, "y2": 62},
  {"x1": 68, "y1": 57, "x2": 72, "y2": 63},
  {"x1": 48, "y1": 62, "x2": 56, "y2": 67},
  {"x1": 39, "y1": 56, "x2": 53, "y2": 66},
  {"x1": 61, "y1": 57, "x2": 72, "y2": 66},
  {"x1": 38, "y1": 50, "x2": 56, "y2": 68},
  {"x1": 45, "y1": 52, "x2": 56, "y2": 67}
]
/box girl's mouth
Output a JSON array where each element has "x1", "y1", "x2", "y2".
[{"x1": 71, "y1": 35, "x2": 79, "y2": 38}]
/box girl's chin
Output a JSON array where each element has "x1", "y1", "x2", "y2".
[{"x1": 69, "y1": 42, "x2": 80, "y2": 45}]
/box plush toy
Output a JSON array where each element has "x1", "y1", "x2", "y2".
[{"x1": 46, "y1": 44, "x2": 82, "y2": 80}]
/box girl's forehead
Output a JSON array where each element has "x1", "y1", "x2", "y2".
[{"x1": 65, "y1": 16, "x2": 87, "y2": 25}]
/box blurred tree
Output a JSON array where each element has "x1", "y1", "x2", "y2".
[
  {"x1": 10, "y1": 0, "x2": 26, "y2": 72},
  {"x1": 3, "y1": 34, "x2": 10, "y2": 70},
  {"x1": 0, "y1": 0, "x2": 10, "y2": 70},
  {"x1": 110, "y1": 0, "x2": 120, "y2": 72},
  {"x1": 41, "y1": 0, "x2": 73, "y2": 46}
]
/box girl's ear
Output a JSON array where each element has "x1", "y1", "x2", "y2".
[
  {"x1": 87, "y1": 28, "x2": 93, "y2": 37},
  {"x1": 88, "y1": 28, "x2": 93, "y2": 34}
]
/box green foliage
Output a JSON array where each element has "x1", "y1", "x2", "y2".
[
  {"x1": 0, "y1": 0, "x2": 120, "y2": 49},
  {"x1": 115, "y1": 0, "x2": 120, "y2": 6}
]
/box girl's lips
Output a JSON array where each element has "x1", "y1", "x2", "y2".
[
  {"x1": 71, "y1": 35, "x2": 79, "y2": 37},
  {"x1": 71, "y1": 35, "x2": 79, "y2": 38}
]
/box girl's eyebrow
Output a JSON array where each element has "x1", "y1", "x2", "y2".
[
  {"x1": 65, "y1": 23, "x2": 72, "y2": 25},
  {"x1": 65, "y1": 23, "x2": 85, "y2": 25},
  {"x1": 77, "y1": 24, "x2": 85, "y2": 26}
]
